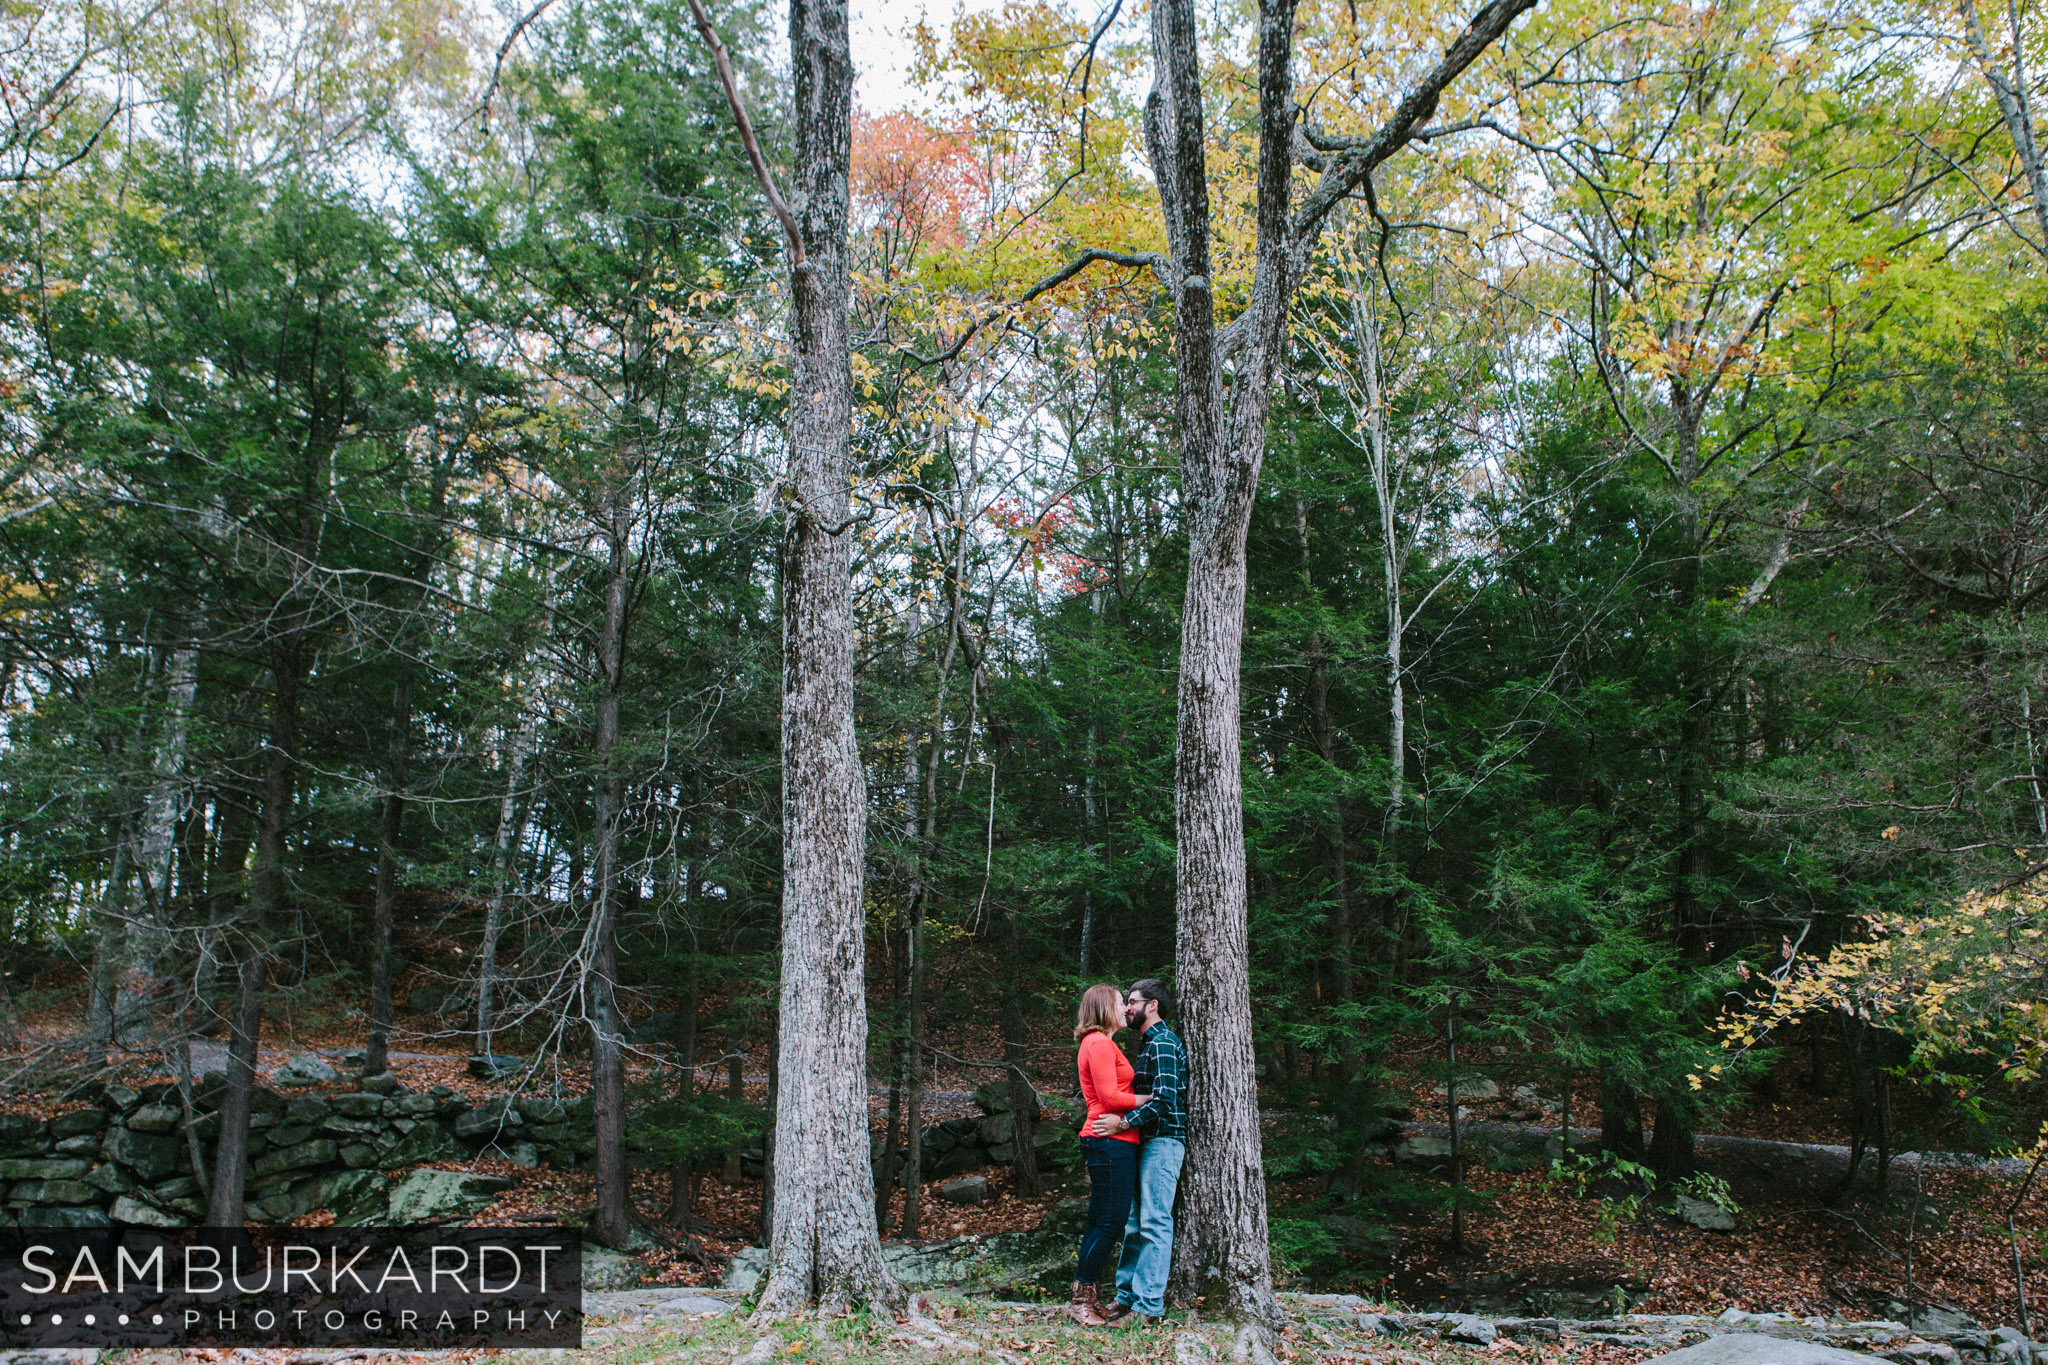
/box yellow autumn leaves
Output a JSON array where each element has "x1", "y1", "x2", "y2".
[{"x1": 1712, "y1": 885, "x2": 2048, "y2": 1099}]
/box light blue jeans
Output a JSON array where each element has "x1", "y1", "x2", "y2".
[{"x1": 1113, "y1": 1136, "x2": 1184, "y2": 1316}]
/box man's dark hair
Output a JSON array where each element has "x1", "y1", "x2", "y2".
[{"x1": 1130, "y1": 977, "x2": 1174, "y2": 1020}]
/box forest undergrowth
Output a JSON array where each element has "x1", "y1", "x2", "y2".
[{"x1": 5, "y1": 965, "x2": 2041, "y2": 1329}]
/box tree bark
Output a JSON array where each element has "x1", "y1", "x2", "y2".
[
  {"x1": 900, "y1": 902, "x2": 927, "y2": 1239},
  {"x1": 1649, "y1": 1099, "x2": 1695, "y2": 1181},
  {"x1": 589, "y1": 487, "x2": 636, "y2": 1251},
  {"x1": 1296, "y1": 495, "x2": 1375, "y2": 1187},
  {"x1": 1448, "y1": 1010, "x2": 1467, "y2": 1252},
  {"x1": 1150, "y1": 0, "x2": 1282, "y2": 1319},
  {"x1": 194, "y1": 792, "x2": 253, "y2": 1011},
  {"x1": 1080, "y1": 591, "x2": 1104, "y2": 972},
  {"x1": 364, "y1": 440, "x2": 454, "y2": 1079},
  {"x1": 1598, "y1": 1073, "x2": 1645, "y2": 1164},
  {"x1": 207, "y1": 633, "x2": 302, "y2": 1226},
  {"x1": 667, "y1": 899, "x2": 702, "y2": 1229},
  {"x1": 116, "y1": 643, "x2": 199, "y2": 1047},
  {"x1": 1834, "y1": 1010, "x2": 1872, "y2": 1199},
  {"x1": 1141, "y1": 0, "x2": 1532, "y2": 1318},
  {"x1": 364, "y1": 669, "x2": 412, "y2": 1078},
  {"x1": 760, "y1": 1010, "x2": 778, "y2": 1243},
  {"x1": 1958, "y1": 0, "x2": 2048, "y2": 260},
  {"x1": 1000, "y1": 904, "x2": 1042, "y2": 1196},
  {"x1": 87, "y1": 819, "x2": 134, "y2": 1064},
  {"x1": 477, "y1": 719, "x2": 531, "y2": 1059},
  {"x1": 1345, "y1": 294, "x2": 1409, "y2": 845},
  {"x1": 879, "y1": 523, "x2": 923, "y2": 1231},
  {"x1": 901, "y1": 503, "x2": 970, "y2": 1242},
  {"x1": 876, "y1": 929, "x2": 905, "y2": 1231},
  {"x1": 723, "y1": 1004, "x2": 747, "y2": 1185},
  {"x1": 753, "y1": 0, "x2": 897, "y2": 1314}
]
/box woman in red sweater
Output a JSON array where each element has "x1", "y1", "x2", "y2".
[{"x1": 1067, "y1": 983, "x2": 1141, "y2": 1326}]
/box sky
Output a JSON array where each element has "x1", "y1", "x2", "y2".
[
  {"x1": 847, "y1": 0, "x2": 982, "y2": 114},
  {"x1": 851, "y1": 0, "x2": 926, "y2": 112}
]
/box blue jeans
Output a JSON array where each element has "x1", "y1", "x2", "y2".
[
  {"x1": 1077, "y1": 1136, "x2": 1138, "y2": 1283},
  {"x1": 1114, "y1": 1136, "x2": 1184, "y2": 1316}
]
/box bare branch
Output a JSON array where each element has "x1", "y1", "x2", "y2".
[
  {"x1": 684, "y1": 0, "x2": 806, "y2": 265},
  {"x1": 901, "y1": 247, "x2": 1166, "y2": 367},
  {"x1": 475, "y1": 0, "x2": 560, "y2": 129},
  {"x1": 1291, "y1": 0, "x2": 1541, "y2": 248}
]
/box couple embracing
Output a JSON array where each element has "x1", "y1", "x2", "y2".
[{"x1": 1066, "y1": 978, "x2": 1185, "y2": 1327}]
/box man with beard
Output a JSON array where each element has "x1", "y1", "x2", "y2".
[{"x1": 1087, "y1": 977, "x2": 1185, "y2": 1325}]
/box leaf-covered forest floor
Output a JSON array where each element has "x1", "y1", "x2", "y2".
[
  {"x1": 572, "y1": 1292, "x2": 1670, "y2": 1365},
  {"x1": 100, "y1": 1292, "x2": 1668, "y2": 1365},
  {"x1": 5, "y1": 964, "x2": 2044, "y2": 1334}
]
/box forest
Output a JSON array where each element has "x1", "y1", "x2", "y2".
[{"x1": 3, "y1": 0, "x2": 2048, "y2": 1348}]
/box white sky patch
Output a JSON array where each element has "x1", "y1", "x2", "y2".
[
  {"x1": 852, "y1": 0, "x2": 931, "y2": 114},
  {"x1": 839, "y1": 0, "x2": 1009, "y2": 115}
]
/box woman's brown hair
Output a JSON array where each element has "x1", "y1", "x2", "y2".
[{"x1": 1073, "y1": 983, "x2": 1124, "y2": 1041}]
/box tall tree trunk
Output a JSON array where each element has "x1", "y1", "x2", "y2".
[
  {"x1": 723, "y1": 1005, "x2": 747, "y2": 1185},
  {"x1": 1000, "y1": 904, "x2": 1042, "y2": 1197},
  {"x1": 1558, "y1": 1066, "x2": 1575, "y2": 1155},
  {"x1": 754, "y1": 0, "x2": 895, "y2": 1312},
  {"x1": 1649, "y1": 1099, "x2": 1695, "y2": 1181},
  {"x1": 1150, "y1": 0, "x2": 1282, "y2": 1317},
  {"x1": 1661, "y1": 403, "x2": 1709, "y2": 1179},
  {"x1": 899, "y1": 885, "x2": 928, "y2": 1239},
  {"x1": 207, "y1": 633, "x2": 302, "y2": 1226},
  {"x1": 1834, "y1": 1010, "x2": 1872, "y2": 1199},
  {"x1": 1142, "y1": 0, "x2": 1532, "y2": 1319},
  {"x1": 365, "y1": 443, "x2": 454, "y2": 1078},
  {"x1": 900, "y1": 502, "x2": 970, "y2": 1243},
  {"x1": 1339, "y1": 282, "x2": 1421, "y2": 982},
  {"x1": 880, "y1": 524, "x2": 923, "y2": 1231},
  {"x1": 477, "y1": 719, "x2": 531, "y2": 1059},
  {"x1": 1447, "y1": 1009, "x2": 1467, "y2": 1252},
  {"x1": 760, "y1": 1010, "x2": 778, "y2": 1243},
  {"x1": 1297, "y1": 494, "x2": 1372, "y2": 1187},
  {"x1": 1347, "y1": 295, "x2": 1408, "y2": 848},
  {"x1": 1079, "y1": 590, "x2": 1104, "y2": 972},
  {"x1": 1598, "y1": 1072, "x2": 1645, "y2": 1163},
  {"x1": 876, "y1": 927, "x2": 906, "y2": 1231},
  {"x1": 1958, "y1": 0, "x2": 2048, "y2": 260},
  {"x1": 117, "y1": 643, "x2": 199, "y2": 1047},
  {"x1": 88, "y1": 818, "x2": 135, "y2": 1065},
  {"x1": 194, "y1": 793, "x2": 253, "y2": 1012},
  {"x1": 589, "y1": 490, "x2": 636, "y2": 1250},
  {"x1": 364, "y1": 670, "x2": 412, "y2": 1078},
  {"x1": 668, "y1": 896, "x2": 702, "y2": 1229}
]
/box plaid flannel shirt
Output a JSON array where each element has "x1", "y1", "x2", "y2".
[{"x1": 1124, "y1": 1022, "x2": 1187, "y2": 1141}]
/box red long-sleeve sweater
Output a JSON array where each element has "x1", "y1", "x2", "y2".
[{"x1": 1077, "y1": 1030, "x2": 1142, "y2": 1145}]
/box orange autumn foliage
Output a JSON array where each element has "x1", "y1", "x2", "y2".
[{"x1": 851, "y1": 110, "x2": 990, "y2": 258}]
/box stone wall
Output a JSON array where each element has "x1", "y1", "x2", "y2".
[
  {"x1": 2, "y1": 1073, "x2": 1096, "y2": 1231},
  {"x1": 883, "y1": 1084, "x2": 1085, "y2": 1182},
  {"x1": 0, "y1": 1073, "x2": 595, "y2": 1229}
]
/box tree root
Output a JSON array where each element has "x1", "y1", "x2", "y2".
[
  {"x1": 1172, "y1": 1321, "x2": 1280, "y2": 1365},
  {"x1": 885, "y1": 1293, "x2": 1024, "y2": 1364},
  {"x1": 729, "y1": 1334, "x2": 782, "y2": 1365},
  {"x1": 1230, "y1": 1321, "x2": 1281, "y2": 1365},
  {"x1": 663, "y1": 1231, "x2": 713, "y2": 1266}
]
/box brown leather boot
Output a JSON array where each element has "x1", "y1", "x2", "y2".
[
  {"x1": 1097, "y1": 1297, "x2": 1133, "y2": 1325},
  {"x1": 1064, "y1": 1281, "x2": 1108, "y2": 1327}
]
